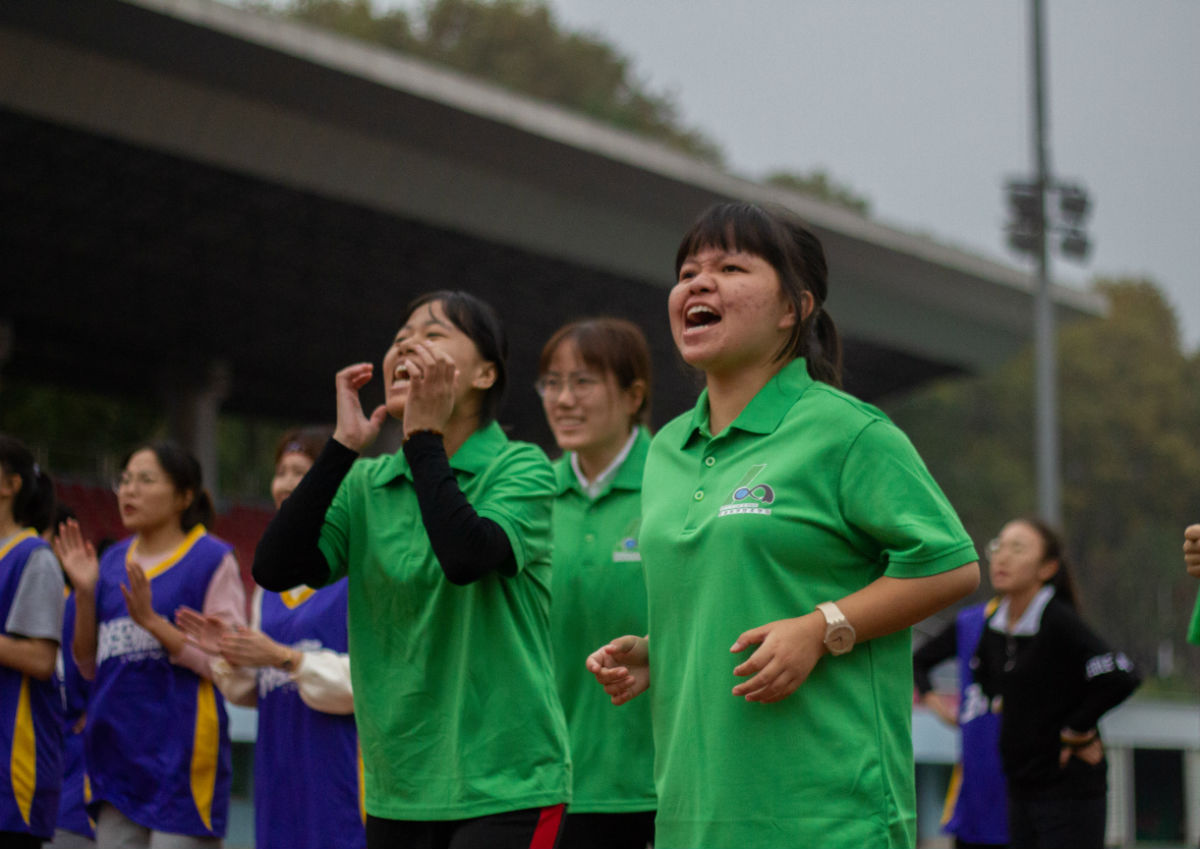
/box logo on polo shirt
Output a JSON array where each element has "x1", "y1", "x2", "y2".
[
  {"x1": 719, "y1": 464, "x2": 775, "y2": 517},
  {"x1": 612, "y1": 517, "x2": 642, "y2": 562}
]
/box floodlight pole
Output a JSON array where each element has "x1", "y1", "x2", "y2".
[{"x1": 1030, "y1": 0, "x2": 1061, "y2": 527}]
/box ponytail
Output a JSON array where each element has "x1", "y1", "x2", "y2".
[
  {"x1": 183, "y1": 489, "x2": 215, "y2": 533},
  {"x1": 805, "y1": 308, "x2": 843, "y2": 389},
  {"x1": 0, "y1": 434, "x2": 56, "y2": 534}
]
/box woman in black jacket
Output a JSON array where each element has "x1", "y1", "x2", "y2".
[{"x1": 973, "y1": 516, "x2": 1139, "y2": 849}]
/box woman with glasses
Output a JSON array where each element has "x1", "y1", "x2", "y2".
[
  {"x1": 973, "y1": 517, "x2": 1140, "y2": 849},
  {"x1": 178, "y1": 426, "x2": 364, "y2": 849},
  {"x1": 537, "y1": 319, "x2": 655, "y2": 849},
  {"x1": 252, "y1": 290, "x2": 569, "y2": 849},
  {"x1": 588, "y1": 202, "x2": 980, "y2": 848},
  {"x1": 54, "y1": 443, "x2": 246, "y2": 849}
]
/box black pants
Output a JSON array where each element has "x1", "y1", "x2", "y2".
[
  {"x1": 0, "y1": 832, "x2": 43, "y2": 849},
  {"x1": 558, "y1": 811, "x2": 654, "y2": 849},
  {"x1": 1008, "y1": 794, "x2": 1105, "y2": 849},
  {"x1": 366, "y1": 805, "x2": 565, "y2": 849}
]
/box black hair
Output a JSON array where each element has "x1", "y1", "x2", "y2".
[
  {"x1": 674, "y1": 202, "x2": 843, "y2": 388},
  {"x1": 1014, "y1": 514, "x2": 1079, "y2": 609},
  {"x1": 404, "y1": 290, "x2": 509, "y2": 425},
  {"x1": 120, "y1": 441, "x2": 214, "y2": 532},
  {"x1": 0, "y1": 434, "x2": 56, "y2": 534}
]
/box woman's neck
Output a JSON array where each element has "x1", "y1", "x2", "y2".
[
  {"x1": 576, "y1": 428, "x2": 634, "y2": 483},
  {"x1": 1004, "y1": 584, "x2": 1044, "y2": 629},
  {"x1": 0, "y1": 512, "x2": 21, "y2": 539},
  {"x1": 705, "y1": 361, "x2": 784, "y2": 435},
  {"x1": 441, "y1": 409, "x2": 483, "y2": 459},
  {"x1": 135, "y1": 522, "x2": 188, "y2": 558}
]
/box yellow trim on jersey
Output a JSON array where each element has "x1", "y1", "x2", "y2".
[
  {"x1": 190, "y1": 679, "x2": 219, "y2": 832},
  {"x1": 280, "y1": 586, "x2": 316, "y2": 609},
  {"x1": 11, "y1": 676, "x2": 36, "y2": 825},
  {"x1": 131, "y1": 525, "x2": 208, "y2": 581},
  {"x1": 0, "y1": 529, "x2": 38, "y2": 563},
  {"x1": 357, "y1": 743, "x2": 366, "y2": 824},
  {"x1": 940, "y1": 762, "x2": 962, "y2": 826}
]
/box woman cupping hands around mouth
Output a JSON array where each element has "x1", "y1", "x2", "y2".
[{"x1": 253, "y1": 291, "x2": 570, "y2": 849}]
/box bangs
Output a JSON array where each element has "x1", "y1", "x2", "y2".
[{"x1": 674, "y1": 203, "x2": 789, "y2": 275}]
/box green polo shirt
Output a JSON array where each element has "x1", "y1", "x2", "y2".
[
  {"x1": 318, "y1": 421, "x2": 571, "y2": 820},
  {"x1": 641, "y1": 359, "x2": 977, "y2": 849},
  {"x1": 550, "y1": 427, "x2": 656, "y2": 814}
]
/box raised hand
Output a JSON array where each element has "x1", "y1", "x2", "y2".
[
  {"x1": 401, "y1": 342, "x2": 459, "y2": 438},
  {"x1": 332, "y1": 363, "x2": 388, "y2": 453},
  {"x1": 121, "y1": 562, "x2": 156, "y2": 627},
  {"x1": 1185, "y1": 524, "x2": 1200, "y2": 578},
  {"x1": 586, "y1": 635, "x2": 650, "y2": 706},
  {"x1": 176, "y1": 606, "x2": 230, "y2": 656},
  {"x1": 729, "y1": 613, "x2": 826, "y2": 703},
  {"x1": 53, "y1": 519, "x2": 99, "y2": 595},
  {"x1": 218, "y1": 626, "x2": 294, "y2": 669}
]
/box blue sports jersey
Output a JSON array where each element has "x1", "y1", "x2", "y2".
[
  {"x1": 85, "y1": 527, "x2": 233, "y2": 838},
  {"x1": 55, "y1": 592, "x2": 94, "y2": 839},
  {"x1": 254, "y1": 581, "x2": 363, "y2": 849},
  {"x1": 944, "y1": 600, "x2": 1008, "y2": 845},
  {"x1": 0, "y1": 530, "x2": 64, "y2": 840}
]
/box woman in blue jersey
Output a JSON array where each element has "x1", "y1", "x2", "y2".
[
  {"x1": 54, "y1": 442, "x2": 246, "y2": 849},
  {"x1": 913, "y1": 600, "x2": 1008, "y2": 849},
  {"x1": 252, "y1": 291, "x2": 569, "y2": 849},
  {"x1": 0, "y1": 434, "x2": 65, "y2": 849},
  {"x1": 538, "y1": 319, "x2": 656, "y2": 849},
  {"x1": 179, "y1": 426, "x2": 364, "y2": 849}
]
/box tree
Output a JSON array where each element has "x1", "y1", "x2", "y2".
[
  {"x1": 247, "y1": 0, "x2": 724, "y2": 163},
  {"x1": 888, "y1": 279, "x2": 1200, "y2": 684},
  {"x1": 765, "y1": 169, "x2": 871, "y2": 216}
]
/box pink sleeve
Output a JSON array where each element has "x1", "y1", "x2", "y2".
[{"x1": 170, "y1": 552, "x2": 248, "y2": 679}]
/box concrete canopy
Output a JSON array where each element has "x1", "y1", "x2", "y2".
[{"x1": 0, "y1": 0, "x2": 1103, "y2": 448}]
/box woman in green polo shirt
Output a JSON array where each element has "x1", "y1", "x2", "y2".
[
  {"x1": 588, "y1": 202, "x2": 980, "y2": 849},
  {"x1": 537, "y1": 318, "x2": 656, "y2": 849},
  {"x1": 253, "y1": 290, "x2": 570, "y2": 849}
]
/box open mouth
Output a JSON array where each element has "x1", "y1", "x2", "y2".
[
  {"x1": 685, "y1": 304, "x2": 721, "y2": 329},
  {"x1": 392, "y1": 362, "x2": 411, "y2": 388}
]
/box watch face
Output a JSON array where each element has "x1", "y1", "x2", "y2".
[{"x1": 827, "y1": 626, "x2": 854, "y2": 655}]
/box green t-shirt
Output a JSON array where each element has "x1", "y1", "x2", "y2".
[
  {"x1": 641, "y1": 360, "x2": 977, "y2": 849},
  {"x1": 550, "y1": 427, "x2": 655, "y2": 813},
  {"x1": 1188, "y1": 593, "x2": 1200, "y2": 645},
  {"x1": 318, "y1": 421, "x2": 571, "y2": 820}
]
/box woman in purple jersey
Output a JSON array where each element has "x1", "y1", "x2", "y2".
[
  {"x1": 179, "y1": 427, "x2": 364, "y2": 849},
  {"x1": 55, "y1": 442, "x2": 245, "y2": 849},
  {"x1": 0, "y1": 434, "x2": 64, "y2": 849}
]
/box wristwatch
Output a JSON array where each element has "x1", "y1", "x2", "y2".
[{"x1": 816, "y1": 601, "x2": 856, "y2": 656}]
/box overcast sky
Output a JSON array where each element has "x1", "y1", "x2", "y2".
[{"x1": 369, "y1": 1, "x2": 1199, "y2": 350}]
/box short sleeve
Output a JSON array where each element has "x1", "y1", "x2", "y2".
[
  {"x1": 317, "y1": 471, "x2": 355, "y2": 585},
  {"x1": 839, "y1": 419, "x2": 977, "y2": 578},
  {"x1": 473, "y1": 445, "x2": 555, "y2": 575},
  {"x1": 6, "y1": 546, "x2": 66, "y2": 641}
]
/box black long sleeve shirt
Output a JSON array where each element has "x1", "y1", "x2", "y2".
[
  {"x1": 253, "y1": 434, "x2": 514, "y2": 592},
  {"x1": 972, "y1": 591, "x2": 1141, "y2": 799}
]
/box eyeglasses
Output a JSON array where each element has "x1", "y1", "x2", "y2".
[
  {"x1": 985, "y1": 538, "x2": 1031, "y2": 558},
  {"x1": 113, "y1": 473, "x2": 165, "y2": 493},
  {"x1": 535, "y1": 372, "x2": 604, "y2": 400}
]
